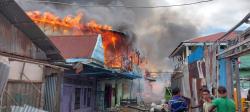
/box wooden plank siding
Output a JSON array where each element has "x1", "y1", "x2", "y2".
[{"x1": 0, "y1": 9, "x2": 47, "y2": 60}]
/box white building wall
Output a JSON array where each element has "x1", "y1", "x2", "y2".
[
  {"x1": 22, "y1": 63, "x2": 43, "y2": 81},
  {"x1": 8, "y1": 61, "x2": 23, "y2": 80},
  {"x1": 8, "y1": 61, "x2": 44, "y2": 81},
  {"x1": 0, "y1": 55, "x2": 44, "y2": 82},
  {"x1": 181, "y1": 64, "x2": 191, "y2": 98},
  {"x1": 0, "y1": 55, "x2": 9, "y2": 65}
]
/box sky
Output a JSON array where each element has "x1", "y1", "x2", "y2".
[
  {"x1": 16, "y1": 0, "x2": 250, "y2": 71},
  {"x1": 162, "y1": 0, "x2": 250, "y2": 36}
]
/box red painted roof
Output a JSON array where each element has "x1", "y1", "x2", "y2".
[
  {"x1": 49, "y1": 35, "x2": 98, "y2": 59},
  {"x1": 186, "y1": 32, "x2": 238, "y2": 43}
]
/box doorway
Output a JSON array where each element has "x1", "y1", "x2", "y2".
[
  {"x1": 104, "y1": 84, "x2": 112, "y2": 108},
  {"x1": 62, "y1": 85, "x2": 73, "y2": 112}
]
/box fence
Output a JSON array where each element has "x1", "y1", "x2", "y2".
[
  {"x1": 0, "y1": 62, "x2": 10, "y2": 111},
  {"x1": 1, "y1": 80, "x2": 42, "y2": 112}
]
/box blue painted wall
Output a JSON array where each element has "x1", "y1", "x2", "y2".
[
  {"x1": 219, "y1": 59, "x2": 227, "y2": 87},
  {"x1": 188, "y1": 46, "x2": 204, "y2": 64}
]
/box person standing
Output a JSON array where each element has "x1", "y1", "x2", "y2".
[
  {"x1": 209, "y1": 86, "x2": 236, "y2": 112},
  {"x1": 247, "y1": 89, "x2": 250, "y2": 101},
  {"x1": 202, "y1": 89, "x2": 212, "y2": 112},
  {"x1": 246, "y1": 89, "x2": 250, "y2": 112},
  {"x1": 168, "y1": 88, "x2": 188, "y2": 112},
  {"x1": 191, "y1": 86, "x2": 206, "y2": 111},
  {"x1": 211, "y1": 87, "x2": 216, "y2": 98}
]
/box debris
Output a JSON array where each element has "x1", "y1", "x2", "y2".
[{"x1": 11, "y1": 104, "x2": 48, "y2": 112}]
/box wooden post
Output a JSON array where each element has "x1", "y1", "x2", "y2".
[
  {"x1": 55, "y1": 69, "x2": 63, "y2": 112},
  {"x1": 226, "y1": 59, "x2": 233, "y2": 98},
  {"x1": 211, "y1": 44, "x2": 217, "y2": 94},
  {"x1": 186, "y1": 46, "x2": 189, "y2": 60},
  {"x1": 40, "y1": 66, "x2": 46, "y2": 109},
  {"x1": 235, "y1": 58, "x2": 242, "y2": 112},
  {"x1": 20, "y1": 62, "x2": 25, "y2": 80},
  {"x1": 129, "y1": 80, "x2": 133, "y2": 100},
  {"x1": 216, "y1": 43, "x2": 220, "y2": 97}
]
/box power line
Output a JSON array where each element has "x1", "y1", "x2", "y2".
[{"x1": 21, "y1": 0, "x2": 214, "y2": 8}]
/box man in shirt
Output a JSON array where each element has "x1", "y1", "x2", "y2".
[
  {"x1": 209, "y1": 86, "x2": 236, "y2": 112},
  {"x1": 202, "y1": 89, "x2": 212, "y2": 112},
  {"x1": 168, "y1": 87, "x2": 188, "y2": 112},
  {"x1": 191, "y1": 86, "x2": 207, "y2": 111}
]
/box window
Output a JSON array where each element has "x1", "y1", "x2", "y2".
[
  {"x1": 87, "y1": 88, "x2": 92, "y2": 107},
  {"x1": 84, "y1": 88, "x2": 87, "y2": 106},
  {"x1": 75, "y1": 88, "x2": 81, "y2": 109}
]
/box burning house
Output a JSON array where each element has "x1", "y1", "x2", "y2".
[
  {"x1": 0, "y1": 0, "x2": 65, "y2": 112},
  {"x1": 26, "y1": 10, "x2": 142, "y2": 111}
]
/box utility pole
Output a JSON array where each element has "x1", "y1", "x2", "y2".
[{"x1": 235, "y1": 58, "x2": 242, "y2": 112}]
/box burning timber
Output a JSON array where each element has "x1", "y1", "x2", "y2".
[
  {"x1": 26, "y1": 10, "x2": 142, "y2": 70},
  {"x1": 25, "y1": 9, "x2": 144, "y2": 112}
]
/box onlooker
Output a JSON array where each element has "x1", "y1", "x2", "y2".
[
  {"x1": 191, "y1": 86, "x2": 207, "y2": 111},
  {"x1": 211, "y1": 87, "x2": 216, "y2": 98},
  {"x1": 202, "y1": 89, "x2": 212, "y2": 112},
  {"x1": 247, "y1": 89, "x2": 250, "y2": 101},
  {"x1": 209, "y1": 86, "x2": 236, "y2": 112},
  {"x1": 246, "y1": 89, "x2": 250, "y2": 112},
  {"x1": 168, "y1": 88, "x2": 188, "y2": 112}
]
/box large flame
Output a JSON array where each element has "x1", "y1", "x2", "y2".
[
  {"x1": 26, "y1": 11, "x2": 112, "y2": 34},
  {"x1": 26, "y1": 10, "x2": 141, "y2": 70}
]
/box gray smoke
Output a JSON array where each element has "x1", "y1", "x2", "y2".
[
  {"x1": 16, "y1": 0, "x2": 197, "y2": 71},
  {"x1": 16, "y1": 0, "x2": 198, "y2": 103},
  {"x1": 137, "y1": 9, "x2": 197, "y2": 71}
]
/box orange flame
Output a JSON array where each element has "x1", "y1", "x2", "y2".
[
  {"x1": 27, "y1": 10, "x2": 141, "y2": 70},
  {"x1": 26, "y1": 11, "x2": 112, "y2": 34},
  {"x1": 87, "y1": 20, "x2": 112, "y2": 32}
]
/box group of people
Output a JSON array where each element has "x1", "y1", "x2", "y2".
[{"x1": 167, "y1": 86, "x2": 236, "y2": 112}]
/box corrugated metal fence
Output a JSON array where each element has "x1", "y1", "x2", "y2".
[
  {"x1": 44, "y1": 75, "x2": 58, "y2": 112},
  {"x1": 2, "y1": 81, "x2": 42, "y2": 112},
  {"x1": 0, "y1": 62, "x2": 10, "y2": 110}
]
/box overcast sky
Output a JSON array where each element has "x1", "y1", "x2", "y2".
[{"x1": 159, "y1": 0, "x2": 250, "y2": 36}]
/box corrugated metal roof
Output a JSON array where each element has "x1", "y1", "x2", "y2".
[
  {"x1": 186, "y1": 32, "x2": 238, "y2": 43},
  {"x1": 169, "y1": 32, "x2": 240, "y2": 57},
  {"x1": 0, "y1": 0, "x2": 63, "y2": 61},
  {"x1": 50, "y1": 35, "x2": 98, "y2": 59}
]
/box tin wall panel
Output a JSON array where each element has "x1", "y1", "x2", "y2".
[
  {"x1": 44, "y1": 75, "x2": 58, "y2": 112},
  {"x1": 0, "y1": 11, "x2": 46, "y2": 60},
  {"x1": 0, "y1": 62, "x2": 9, "y2": 101},
  {"x1": 0, "y1": 0, "x2": 63, "y2": 60},
  {"x1": 2, "y1": 81, "x2": 42, "y2": 112}
]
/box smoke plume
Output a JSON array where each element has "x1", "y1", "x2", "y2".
[
  {"x1": 17, "y1": 0, "x2": 198, "y2": 71},
  {"x1": 16, "y1": 0, "x2": 198, "y2": 103}
]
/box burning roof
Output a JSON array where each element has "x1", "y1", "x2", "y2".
[
  {"x1": 26, "y1": 11, "x2": 112, "y2": 36},
  {"x1": 26, "y1": 10, "x2": 142, "y2": 71}
]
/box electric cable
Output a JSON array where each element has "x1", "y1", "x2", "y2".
[{"x1": 21, "y1": 0, "x2": 214, "y2": 8}]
